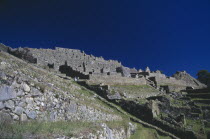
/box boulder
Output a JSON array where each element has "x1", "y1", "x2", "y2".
[
  {"x1": 26, "y1": 111, "x2": 37, "y2": 119},
  {"x1": 5, "y1": 100, "x2": 15, "y2": 109},
  {"x1": 0, "y1": 85, "x2": 17, "y2": 101},
  {"x1": 31, "y1": 88, "x2": 42, "y2": 97},
  {"x1": 22, "y1": 83, "x2": 30, "y2": 92},
  {"x1": 14, "y1": 106, "x2": 24, "y2": 115},
  {"x1": 0, "y1": 102, "x2": 5, "y2": 109},
  {"x1": 0, "y1": 71, "x2": 7, "y2": 80},
  {"x1": 11, "y1": 81, "x2": 20, "y2": 88},
  {"x1": 17, "y1": 89, "x2": 25, "y2": 96}
]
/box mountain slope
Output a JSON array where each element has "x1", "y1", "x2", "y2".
[{"x1": 0, "y1": 50, "x2": 173, "y2": 138}]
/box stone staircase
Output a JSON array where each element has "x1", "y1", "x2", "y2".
[
  {"x1": 146, "y1": 78, "x2": 157, "y2": 88},
  {"x1": 146, "y1": 78, "x2": 165, "y2": 92}
]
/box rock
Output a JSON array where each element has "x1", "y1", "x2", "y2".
[
  {"x1": 12, "y1": 114, "x2": 19, "y2": 121},
  {"x1": 67, "y1": 101, "x2": 77, "y2": 113},
  {"x1": 0, "y1": 61, "x2": 7, "y2": 69},
  {"x1": 18, "y1": 102, "x2": 26, "y2": 107},
  {"x1": 0, "y1": 112, "x2": 12, "y2": 124},
  {"x1": 26, "y1": 97, "x2": 34, "y2": 104},
  {"x1": 107, "y1": 92, "x2": 121, "y2": 100},
  {"x1": 22, "y1": 83, "x2": 30, "y2": 92},
  {"x1": 20, "y1": 113, "x2": 28, "y2": 121},
  {"x1": 0, "y1": 85, "x2": 17, "y2": 101},
  {"x1": 50, "y1": 111, "x2": 57, "y2": 121},
  {"x1": 17, "y1": 89, "x2": 25, "y2": 96},
  {"x1": 31, "y1": 88, "x2": 42, "y2": 97},
  {"x1": 11, "y1": 81, "x2": 20, "y2": 88},
  {"x1": 0, "y1": 102, "x2": 5, "y2": 109},
  {"x1": 14, "y1": 106, "x2": 24, "y2": 115},
  {"x1": 5, "y1": 100, "x2": 15, "y2": 109},
  {"x1": 26, "y1": 104, "x2": 34, "y2": 110},
  {"x1": 26, "y1": 111, "x2": 37, "y2": 119},
  {"x1": 0, "y1": 72, "x2": 7, "y2": 80}
]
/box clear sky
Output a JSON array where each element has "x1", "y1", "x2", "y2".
[{"x1": 0, "y1": 0, "x2": 209, "y2": 76}]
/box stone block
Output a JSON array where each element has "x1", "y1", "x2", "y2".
[
  {"x1": 0, "y1": 85, "x2": 17, "y2": 101},
  {"x1": 5, "y1": 100, "x2": 15, "y2": 109}
]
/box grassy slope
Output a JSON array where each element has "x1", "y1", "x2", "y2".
[
  {"x1": 110, "y1": 84, "x2": 159, "y2": 99},
  {"x1": 0, "y1": 52, "x2": 174, "y2": 138}
]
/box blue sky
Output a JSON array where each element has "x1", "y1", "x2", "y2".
[{"x1": 0, "y1": 0, "x2": 209, "y2": 76}]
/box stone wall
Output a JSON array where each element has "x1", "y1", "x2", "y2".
[
  {"x1": 0, "y1": 82, "x2": 121, "y2": 122},
  {"x1": 28, "y1": 47, "x2": 122, "y2": 76},
  {"x1": 88, "y1": 74, "x2": 147, "y2": 85},
  {"x1": 148, "y1": 72, "x2": 166, "y2": 79},
  {"x1": 3, "y1": 44, "x2": 207, "y2": 90}
]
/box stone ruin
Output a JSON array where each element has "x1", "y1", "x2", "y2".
[
  {"x1": 27, "y1": 47, "x2": 122, "y2": 79},
  {"x1": 1, "y1": 44, "x2": 207, "y2": 90}
]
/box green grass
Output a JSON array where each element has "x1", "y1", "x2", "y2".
[
  {"x1": 185, "y1": 119, "x2": 203, "y2": 133},
  {"x1": 112, "y1": 84, "x2": 152, "y2": 89},
  {"x1": 105, "y1": 119, "x2": 130, "y2": 129},
  {"x1": 137, "y1": 99, "x2": 148, "y2": 105},
  {"x1": 0, "y1": 121, "x2": 100, "y2": 139},
  {"x1": 130, "y1": 124, "x2": 171, "y2": 139},
  {"x1": 191, "y1": 98, "x2": 210, "y2": 100},
  {"x1": 195, "y1": 103, "x2": 210, "y2": 107},
  {"x1": 170, "y1": 98, "x2": 188, "y2": 107},
  {"x1": 110, "y1": 85, "x2": 158, "y2": 97}
]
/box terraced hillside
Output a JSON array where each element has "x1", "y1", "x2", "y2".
[
  {"x1": 185, "y1": 89, "x2": 210, "y2": 138},
  {"x1": 81, "y1": 77, "x2": 210, "y2": 138},
  {"x1": 0, "y1": 51, "x2": 174, "y2": 138}
]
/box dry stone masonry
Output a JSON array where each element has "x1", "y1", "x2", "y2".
[{"x1": 6, "y1": 45, "x2": 206, "y2": 91}]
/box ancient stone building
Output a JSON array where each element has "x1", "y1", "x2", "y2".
[
  {"x1": 18, "y1": 47, "x2": 122, "y2": 79},
  {"x1": 3, "y1": 44, "x2": 207, "y2": 90}
]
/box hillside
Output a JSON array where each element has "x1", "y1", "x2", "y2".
[
  {"x1": 0, "y1": 48, "x2": 174, "y2": 138},
  {"x1": 0, "y1": 44, "x2": 209, "y2": 139}
]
